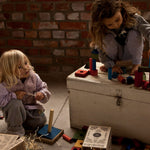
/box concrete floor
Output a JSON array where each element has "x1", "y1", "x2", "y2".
[{"x1": 0, "y1": 74, "x2": 122, "y2": 150}]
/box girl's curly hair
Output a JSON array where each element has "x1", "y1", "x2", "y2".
[{"x1": 89, "y1": 0, "x2": 141, "y2": 50}]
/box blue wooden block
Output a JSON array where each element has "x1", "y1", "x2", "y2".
[
  {"x1": 108, "y1": 67, "x2": 112, "y2": 80},
  {"x1": 92, "y1": 59, "x2": 96, "y2": 70},
  {"x1": 38, "y1": 125, "x2": 62, "y2": 139}
]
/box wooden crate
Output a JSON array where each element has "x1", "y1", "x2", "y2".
[
  {"x1": 67, "y1": 62, "x2": 150, "y2": 144},
  {"x1": 0, "y1": 133, "x2": 25, "y2": 150}
]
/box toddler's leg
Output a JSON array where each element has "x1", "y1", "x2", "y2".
[
  {"x1": 23, "y1": 109, "x2": 46, "y2": 131},
  {"x1": 2, "y1": 99, "x2": 26, "y2": 136}
]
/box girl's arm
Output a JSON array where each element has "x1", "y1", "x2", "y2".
[
  {"x1": 35, "y1": 73, "x2": 51, "y2": 103},
  {"x1": 135, "y1": 14, "x2": 150, "y2": 54},
  {"x1": 0, "y1": 83, "x2": 17, "y2": 107},
  {"x1": 98, "y1": 48, "x2": 115, "y2": 68}
]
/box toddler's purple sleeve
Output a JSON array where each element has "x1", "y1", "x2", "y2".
[
  {"x1": 0, "y1": 83, "x2": 17, "y2": 107},
  {"x1": 35, "y1": 74, "x2": 51, "y2": 103}
]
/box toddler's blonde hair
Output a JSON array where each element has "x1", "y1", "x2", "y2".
[{"x1": 0, "y1": 49, "x2": 33, "y2": 88}]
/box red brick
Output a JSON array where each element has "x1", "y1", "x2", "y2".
[
  {"x1": 40, "y1": 49, "x2": 51, "y2": 55},
  {"x1": 30, "y1": 57, "x2": 52, "y2": 64},
  {"x1": 60, "y1": 40, "x2": 85, "y2": 47},
  {"x1": 0, "y1": 22, "x2": 5, "y2": 29},
  {"x1": 0, "y1": 39, "x2": 6, "y2": 46},
  {"x1": 85, "y1": 3, "x2": 92, "y2": 11},
  {"x1": 3, "y1": 13, "x2": 11, "y2": 20},
  {"x1": 25, "y1": 13, "x2": 37, "y2": 21},
  {"x1": 10, "y1": 0, "x2": 30, "y2": 2},
  {"x1": 12, "y1": 31, "x2": 24, "y2": 38},
  {"x1": 27, "y1": 48, "x2": 51, "y2": 56},
  {"x1": 81, "y1": 31, "x2": 90, "y2": 39},
  {"x1": 33, "y1": 40, "x2": 58, "y2": 48},
  {"x1": 48, "y1": 65, "x2": 61, "y2": 72},
  {"x1": 36, "y1": 0, "x2": 62, "y2": 2},
  {"x1": 27, "y1": 49, "x2": 40, "y2": 55},
  {"x1": 66, "y1": 31, "x2": 79, "y2": 39},
  {"x1": 80, "y1": 48, "x2": 91, "y2": 57},
  {"x1": 67, "y1": 13, "x2": 79, "y2": 20},
  {"x1": 55, "y1": 3, "x2": 70, "y2": 11},
  {"x1": 39, "y1": 31, "x2": 51, "y2": 39},
  {"x1": 25, "y1": 31, "x2": 37, "y2": 38},
  {"x1": 0, "y1": 30, "x2": 10, "y2": 37},
  {"x1": 7, "y1": 22, "x2": 31, "y2": 29},
  {"x1": 8, "y1": 39, "x2": 32, "y2": 47},
  {"x1": 56, "y1": 57, "x2": 79, "y2": 65},
  {"x1": 60, "y1": 22, "x2": 87, "y2": 30},
  {"x1": 66, "y1": 49, "x2": 79, "y2": 56},
  {"x1": 33, "y1": 22, "x2": 58, "y2": 30},
  {"x1": 41, "y1": 3, "x2": 54, "y2": 11},
  {"x1": 29, "y1": 3, "x2": 41, "y2": 11},
  {"x1": 72, "y1": 2, "x2": 84, "y2": 11},
  {"x1": 53, "y1": 49, "x2": 64, "y2": 56},
  {"x1": 2, "y1": 4, "x2": 15, "y2": 11},
  {"x1": 67, "y1": 0, "x2": 91, "y2": 1},
  {"x1": 15, "y1": 4, "x2": 28, "y2": 12},
  {"x1": 80, "y1": 12, "x2": 91, "y2": 21}
]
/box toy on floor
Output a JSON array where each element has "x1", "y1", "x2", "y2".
[
  {"x1": 82, "y1": 125, "x2": 111, "y2": 150},
  {"x1": 37, "y1": 109, "x2": 64, "y2": 144},
  {"x1": 62, "y1": 134, "x2": 73, "y2": 143}
]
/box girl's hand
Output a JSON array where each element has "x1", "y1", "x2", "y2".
[
  {"x1": 130, "y1": 64, "x2": 141, "y2": 75},
  {"x1": 15, "y1": 91, "x2": 26, "y2": 100},
  {"x1": 35, "y1": 92, "x2": 44, "y2": 101},
  {"x1": 100, "y1": 65, "x2": 108, "y2": 72},
  {"x1": 112, "y1": 66, "x2": 123, "y2": 74}
]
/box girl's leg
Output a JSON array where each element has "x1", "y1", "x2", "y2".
[
  {"x1": 23, "y1": 109, "x2": 46, "y2": 131},
  {"x1": 124, "y1": 30, "x2": 144, "y2": 65},
  {"x1": 103, "y1": 33, "x2": 123, "y2": 61},
  {"x1": 99, "y1": 33, "x2": 123, "y2": 69},
  {"x1": 2, "y1": 99, "x2": 26, "y2": 136}
]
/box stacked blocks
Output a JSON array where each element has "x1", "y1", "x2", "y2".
[{"x1": 89, "y1": 58, "x2": 98, "y2": 76}]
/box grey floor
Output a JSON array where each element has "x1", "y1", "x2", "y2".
[{"x1": 0, "y1": 74, "x2": 122, "y2": 150}]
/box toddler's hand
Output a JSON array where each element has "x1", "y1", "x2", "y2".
[
  {"x1": 15, "y1": 91, "x2": 26, "y2": 100},
  {"x1": 35, "y1": 92, "x2": 44, "y2": 101},
  {"x1": 112, "y1": 66, "x2": 123, "y2": 74}
]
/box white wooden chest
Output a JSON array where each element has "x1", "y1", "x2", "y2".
[{"x1": 67, "y1": 62, "x2": 150, "y2": 144}]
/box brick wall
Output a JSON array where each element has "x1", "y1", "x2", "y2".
[{"x1": 0, "y1": 0, "x2": 150, "y2": 75}]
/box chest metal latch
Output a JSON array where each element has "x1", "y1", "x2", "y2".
[{"x1": 115, "y1": 89, "x2": 122, "y2": 106}]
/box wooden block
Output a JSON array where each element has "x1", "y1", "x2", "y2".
[
  {"x1": 74, "y1": 140, "x2": 83, "y2": 148},
  {"x1": 0, "y1": 133, "x2": 25, "y2": 150}
]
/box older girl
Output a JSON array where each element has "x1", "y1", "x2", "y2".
[{"x1": 90, "y1": 0, "x2": 150, "y2": 74}]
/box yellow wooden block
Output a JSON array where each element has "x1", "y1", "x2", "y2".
[{"x1": 74, "y1": 140, "x2": 83, "y2": 148}]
